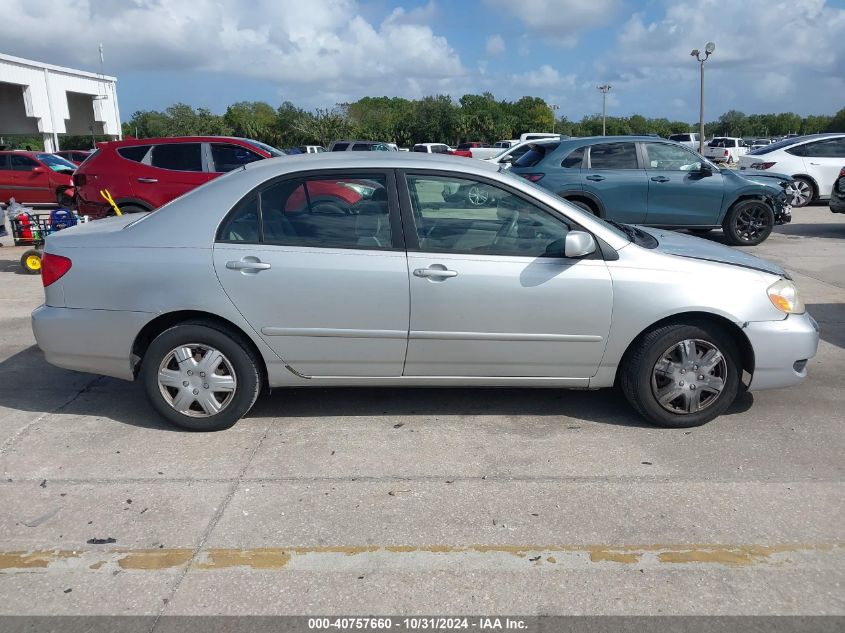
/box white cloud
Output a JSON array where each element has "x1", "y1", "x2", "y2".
[
  {"x1": 511, "y1": 65, "x2": 576, "y2": 89},
  {"x1": 0, "y1": 0, "x2": 466, "y2": 105},
  {"x1": 486, "y1": 0, "x2": 620, "y2": 46},
  {"x1": 485, "y1": 34, "x2": 506, "y2": 56},
  {"x1": 609, "y1": 0, "x2": 845, "y2": 115}
]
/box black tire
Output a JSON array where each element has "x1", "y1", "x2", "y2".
[
  {"x1": 141, "y1": 321, "x2": 262, "y2": 431},
  {"x1": 567, "y1": 199, "x2": 597, "y2": 215},
  {"x1": 119, "y1": 204, "x2": 149, "y2": 215},
  {"x1": 722, "y1": 199, "x2": 774, "y2": 246},
  {"x1": 620, "y1": 321, "x2": 741, "y2": 428},
  {"x1": 20, "y1": 249, "x2": 42, "y2": 275},
  {"x1": 787, "y1": 177, "x2": 814, "y2": 208}
]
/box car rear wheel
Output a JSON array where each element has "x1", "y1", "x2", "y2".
[
  {"x1": 620, "y1": 322, "x2": 740, "y2": 428},
  {"x1": 141, "y1": 322, "x2": 261, "y2": 431},
  {"x1": 785, "y1": 177, "x2": 814, "y2": 208},
  {"x1": 118, "y1": 204, "x2": 149, "y2": 215},
  {"x1": 566, "y1": 199, "x2": 598, "y2": 215},
  {"x1": 722, "y1": 199, "x2": 774, "y2": 246}
]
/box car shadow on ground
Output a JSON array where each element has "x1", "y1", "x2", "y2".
[
  {"x1": 0, "y1": 345, "x2": 755, "y2": 432},
  {"x1": 774, "y1": 222, "x2": 845, "y2": 240},
  {"x1": 806, "y1": 303, "x2": 845, "y2": 349}
]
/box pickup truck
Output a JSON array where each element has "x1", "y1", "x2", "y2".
[
  {"x1": 455, "y1": 142, "x2": 500, "y2": 160},
  {"x1": 703, "y1": 137, "x2": 748, "y2": 164}
]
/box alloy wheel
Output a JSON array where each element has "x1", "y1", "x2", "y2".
[
  {"x1": 157, "y1": 344, "x2": 237, "y2": 418},
  {"x1": 650, "y1": 339, "x2": 727, "y2": 414},
  {"x1": 786, "y1": 180, "x2": 812, "y2": 207},
  {"x1": 732, "y1": 203, "x2": 771, "y2": 242}
]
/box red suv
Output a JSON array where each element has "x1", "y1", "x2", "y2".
[
  {"x1": 73, "y1": 136, "x2": 285, "y2": 218},
  {"x1": 0, "y1": 151, "x2": 76, "y2": 206}
]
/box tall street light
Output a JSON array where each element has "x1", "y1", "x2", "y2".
[
  {"x1": 690, "y1": 42, "x2": 715, "y2": 153},
  {"x1": 597, "y1": 85, "x2": 611, "y2": 135},
  {"x1": 549, "y1": 104, "x2": 559, "y2": 133}
]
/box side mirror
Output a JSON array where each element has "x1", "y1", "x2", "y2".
[
  {"x1": 564, "y1": 231, "x2": 597, "y2": 258},
  {"x1": 500, "y1": 155, "x2": 513, "y2": 163},
  {"x1": 31, "y1": 166, "x2": 45, "y2": 174},
  {"x1": 699, "y1": 163, "x2": 713, "y2": 176}
]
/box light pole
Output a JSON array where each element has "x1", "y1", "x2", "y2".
[
  {"x1": 597, "y1": 85, "x2": 611, "y2": 135},
  {"x1": 690, "y1": 42, "x2": 715, "y2": 153},
  {"x1": 549, "y1": 104, "x2": 559, "y2": 133}
]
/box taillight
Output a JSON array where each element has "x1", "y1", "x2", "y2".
[
  {"x1": 723, "y1": 149, "x2": 729, "y2": 156},
  {"x1": 521, "y1": 174, "x2": 544, "y2": 182},
  {"x1": 41, "y1": 253, "x2": 72, "y2": 287},
  {"x1": 750, "y1": 162, "x2": 777, "y2": 170}
]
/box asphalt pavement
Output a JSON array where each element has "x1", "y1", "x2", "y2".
[{"x1": 0, "y1": 205, "x2": 842, "y2": 618}]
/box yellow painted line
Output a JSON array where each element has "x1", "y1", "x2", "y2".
[{"x1": 0, "y1": 543, "x2": 840, "y2": 572}]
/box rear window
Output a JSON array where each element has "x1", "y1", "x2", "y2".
[
  {"x1": 589, "y1": 142, "x2": 638, "y2": 170},
  {"x1": 669, "y1": 134, "x2": 691, "y2": 142},
  {"x1": 513, "y1": 142, "x2": 560, "y2": 168},
  {"x1": 117, "y1": 146, "x2": 151, "y2": 163},
  {"x1": 151, "y1": 143, "x2": 203, "y2": 171}
]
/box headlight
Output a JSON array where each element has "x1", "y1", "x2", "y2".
[{"x1": 767, "y1": 279, "x2": 805, "y2": 314}]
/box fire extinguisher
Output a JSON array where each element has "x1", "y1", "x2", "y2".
[{"x1": 16, "y1": 212, "x2": 40, "y2": 241}]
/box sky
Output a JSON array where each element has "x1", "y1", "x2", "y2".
[{"x1": 2, "y1": 0, "x2": 845, "y2": 123}]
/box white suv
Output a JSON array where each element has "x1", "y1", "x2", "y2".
[
  {"x1": 703, "y1": 137, "x2": 748, "y2": 164},
  {"x1": 738, "y1": 133, "x2": 845, "y2": 207}
]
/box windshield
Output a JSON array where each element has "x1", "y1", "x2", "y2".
[
  {"x1": 243, "y1": 139, "x2": 286, "y2": 157},
  {"x1": 36, "y1": 153, "x2": 77, "y2": 171}
]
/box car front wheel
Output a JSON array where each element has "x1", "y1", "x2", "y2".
[
  {"x1": 141, "y1": 322, "x2": 262, "y2": 431},
  {"x1": 722, "y1": 200, "x2": 774, "y2": 246},
  {"x1": 620, "y1": 322, "x2": 740, "y2": 428}
]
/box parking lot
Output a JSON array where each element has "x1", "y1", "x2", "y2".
[{"x1": 0, "y1": 206, "x2": 842, "y2": 616}]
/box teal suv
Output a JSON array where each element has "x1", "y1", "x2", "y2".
[{"x1": 510, "y1": 136, "x2": 792, "y2": 246}]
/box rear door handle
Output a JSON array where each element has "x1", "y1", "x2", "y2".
[
  {"x1": 585, "y1": 175, "x2": 605, "y2": 182},
  {"x1": 137, "y1": 177, "x2": 158, "y2": 183},
  {"x1": 414, "y1": 267, "x2": 458, "y2": 278},
  {"x1": 650, "y1": 176, "x2": 670, "y2": 182},
  {"x1": 226, "y1": 260, "x2": 271, "y2": 271}
]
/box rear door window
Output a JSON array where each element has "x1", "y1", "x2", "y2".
[
  {"x1": 331, "y1": 143, "x2": 349, "y2": 151},
  {"x1": 210, "y1": 143, "x2": 264, "y2": 172},
  {"x1": 561, "y1": 147, "x2": 585, "y2": 168},
  {"x1": 151, "y1": 143, "x2": 203, "y2": 171},
  {"x1": 0, "y1": 154, "x2": 8, "y2": 170},
  {"x1": 117, "y1": 146, "x2": 151, "y2": 162},
  {"x1": 9, "y1": 155, "x2": 38, "y2": 171},
  {"x1": 588, "y1": 143, "x2": 638, "y2": 169}
]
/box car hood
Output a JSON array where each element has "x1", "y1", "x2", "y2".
[
  {"x1": 637, "y1": 226, "x2": 786, "y2": 277},
  {"x1": 735, "y1": 170, "x2": 792, "y2": 187}
]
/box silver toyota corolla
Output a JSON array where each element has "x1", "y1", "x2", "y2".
[{"x1": 31, "y1": 153, "x2": 819, "y2": 431}]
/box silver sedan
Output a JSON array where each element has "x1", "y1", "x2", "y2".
[{"x1": 32, "y1": 153, "x2": 819, "y2": 431}]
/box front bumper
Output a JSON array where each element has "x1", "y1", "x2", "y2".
[
  {"x1": 743, "y1": 311, "x2": 819, "y2": 391},
  {"x1": 32, "y1": 305, "x2": 153, "y2": 381}
]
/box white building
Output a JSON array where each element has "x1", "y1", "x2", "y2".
[{"x1": 0, "y1": 52, "x2": 121, "y2": 152}]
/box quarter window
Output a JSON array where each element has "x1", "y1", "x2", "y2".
[
  {"x1": 117, "y1": 146, "x2": 151, "y2": 162},
  {"x1": 211, "y1": 143, "x2": 264, "y2": 172},
  {"x1": 643, "y1": 143, "x2": 702, "y2": 171},
  {"x1": 218, "y1": 175, "x2": 392, "y2": 250},
  {"x1": 588, "y1": 143, "x2": 638, "y2": 170},
  {"x1": 561, "y1": 147, "x2": 585, "y2": 168},
  {"x1": 406, "y1": 175, "x2": 571, "y2": 258},
  {"x1": 151, "y1": 143, "x2": 203, "y2": 171}
]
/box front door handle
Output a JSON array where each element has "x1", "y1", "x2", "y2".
[
  {"x1": 585, "y1": 174, "x2": 605, "y2": 182},
  {"x1": 414, "y1": 267, "x2": 458, "y2": 278},
  {"x1": 137, "y1": 177, "x2": 158, "y2": 183},
  {"x1": 226, "y1": 259, "x2": 271, "y2": 272},
  {"x1": 650, "y1": 176, "x2": 670, "y2": 182}
]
